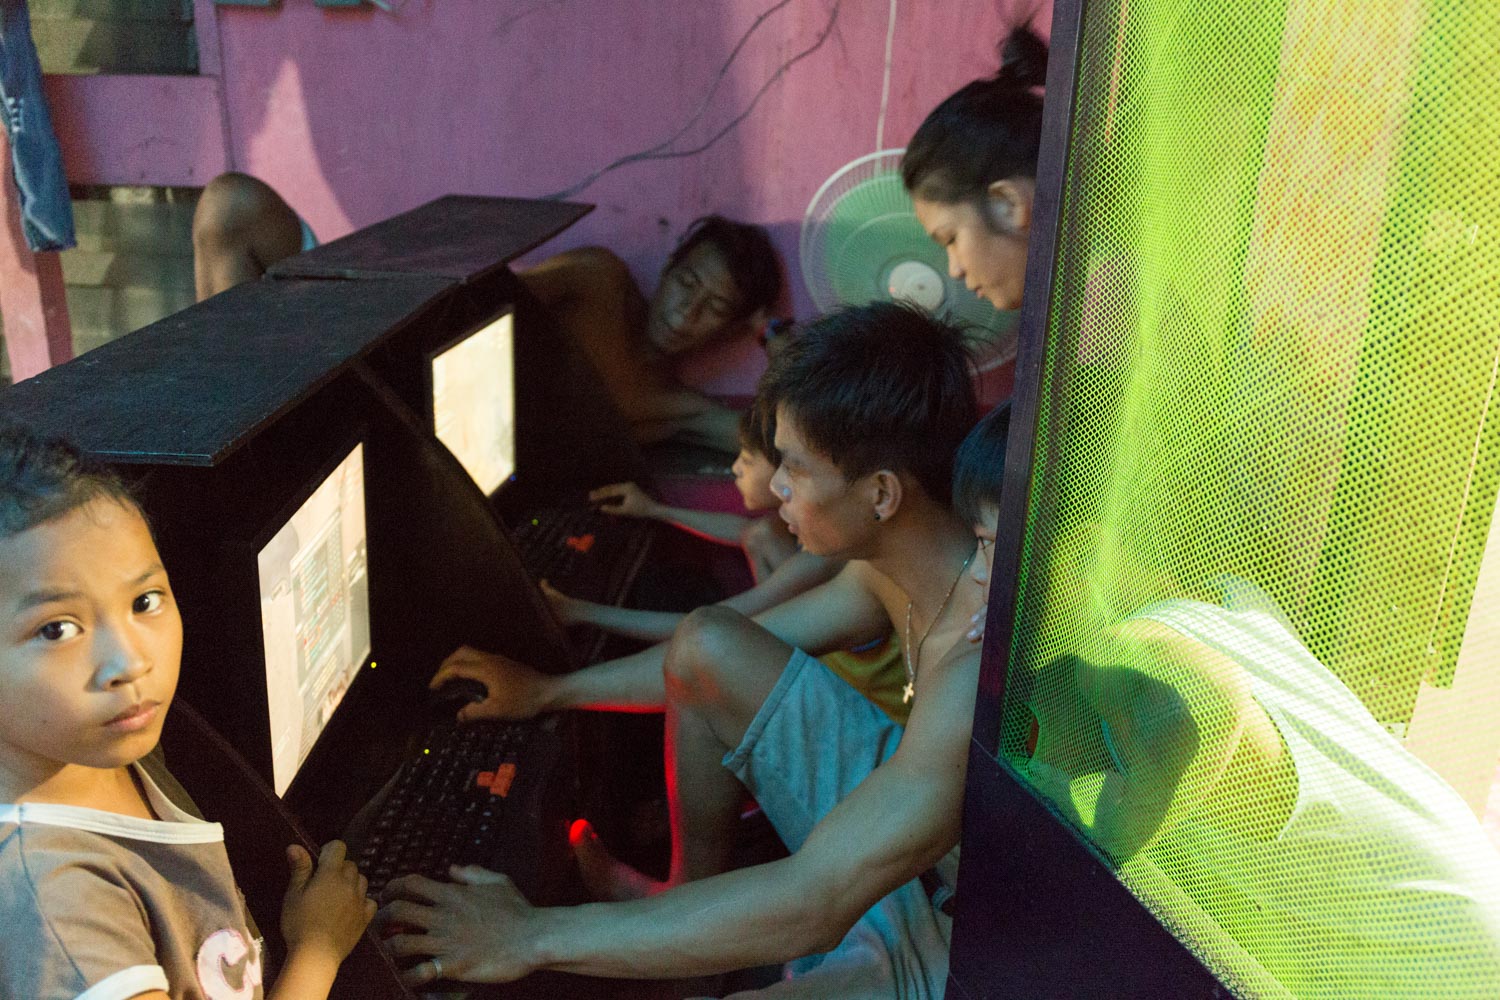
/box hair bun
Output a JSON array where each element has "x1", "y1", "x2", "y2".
[{"x1": 995, "y1": 26, "x2": 1049, "y2": 89}]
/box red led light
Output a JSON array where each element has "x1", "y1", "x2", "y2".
[{"x1": 476, "y1": 763, "x2": 517, "y2": 797}]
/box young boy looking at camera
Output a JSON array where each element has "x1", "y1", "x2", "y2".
[{"x1": 0, "y1": 426, "x2": 373, "y2": 1000}]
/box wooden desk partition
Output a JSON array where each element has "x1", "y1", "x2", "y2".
[{"x1": 0, "y1": 195, "x2": 641, "y2": 999}]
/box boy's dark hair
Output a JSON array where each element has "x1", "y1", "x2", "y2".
[
  {"x1": 0, "y1": 423, "x2": 138, "y2": 537},
  {"x1": 952, "y1": 403, "x2": 1011, "y2": 525},
  {"x1": 901, "y1": 27, "x2": 1048, "y2": 205},
  {"x1": 667, "y1": 215, "x2": 784, "y2": 321},
  {"x1": 737, "y1": 393, "x2": 780, "y2": 464},
  {"x1": 758, "y1": 302, "x2": 976, "y2": 505}
]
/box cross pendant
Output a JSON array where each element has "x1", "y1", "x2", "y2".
[{"x1": 903, "y1": 682, "x2": 915, "y2": 704}]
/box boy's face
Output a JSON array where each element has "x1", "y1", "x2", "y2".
[
  {"x1": 769, "y1": 408, "x2": 873, "y2": 558},
  {"x1": 970, "y1": 501, "x2": 1000, "y2": 599},
  {"x1": 646, "y1": 242, "x2": 746, "y2": 356},
  {"x1": 731, "y1": 447, "x2": 778, "y2": 512},
  {"x1": 0, "y1": 498, "x2": 181, "y2": 787}
]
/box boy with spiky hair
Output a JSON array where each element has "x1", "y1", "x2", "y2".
[{"x1": 387, "y1": 303, "x2": 985, "y2": 999}]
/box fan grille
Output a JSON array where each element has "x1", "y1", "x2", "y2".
[{"x1": 801, "y1": 149, "x2": 1018, "y2": 368}]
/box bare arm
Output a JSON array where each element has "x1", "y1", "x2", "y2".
[
  {"x1": 384, "y1": 646, "x2": 979, "y2": 984},
  {"x1": 434, "y1": 562, "x2": 887, "y2": 719},
  {"x1": 589, "y1": 481, "x2": 751, "y2": 547},
  {"x1": 549, "y1": 563, "x2": 884, "y2": 712},
  {"x1": 522, "y1": 248, "x2": 697, "y2": 443},
  {"x1": 544, "y1": 551, "x2": 844, "y2": 644},
  {"x1": 631, "y1": 393, "x2": 743, "y2": 453},
  {"x1": 654, "y1": 502, "x2": 753, "y2": 546},
  {"x1": 718, "y1": 550, "x2": 843, "y2": 618},
  {"x1": 541, "y1": 580, "x2": 686, "y2": 643},
  {"x1": 521, "y1": 248, "x2": 743, "y2": 452}
]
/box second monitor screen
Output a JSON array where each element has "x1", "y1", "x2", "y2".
[
  {"x1": 432, "y1": 310, "x2": 516, "y2": 496},
  {"x1": 258, "y1": 443, "x2": 372, "y2": 797}
]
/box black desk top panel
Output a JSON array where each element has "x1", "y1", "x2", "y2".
[
  {"x1": 267, "y1": 195, "x2": 594, "y2": 283},
  {"x1": 0, "y1": 275, "x2": 452, "y2": 466}
]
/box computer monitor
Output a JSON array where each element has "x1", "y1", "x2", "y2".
[
  {"x1": 257, "y1": 443, "x2": 372, "y2": 797},
  {"x1": 429, "y1": 309, "x2": 516, "y2": 496}
]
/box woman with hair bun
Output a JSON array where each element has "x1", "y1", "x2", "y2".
[{"x1": 902, "y1": 28, "x2": 1049, "y2": 313}]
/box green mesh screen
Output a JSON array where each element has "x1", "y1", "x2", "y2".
[{"x1": 1005, "y1": 0, "x2": 1500, "y2": 995}]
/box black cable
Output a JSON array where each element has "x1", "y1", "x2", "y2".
[
  {"x1": 640, "y1": 0, "x2": 798, "y2": 162},
  {"x1": 542, "y1": 0, "x2": 842, "y2": 201}
]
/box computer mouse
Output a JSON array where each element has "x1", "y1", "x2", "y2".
[{"x1": 427, "y1": 677, "x2": 490, "y2": 713}]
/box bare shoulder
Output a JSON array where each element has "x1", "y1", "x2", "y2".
[
  {"x1": 1092, "y1": 617, "x2": 1255, "y2": 735},
  {"x1": 525, "y1": 245, "x2": 629, "y2": 276},
  {"x1": 519, "y1": 246, "x2": 636, "y2": 306},
  {"x1": 1110, "y1": 618, "x2": 1250, "y2": 698},
  {"x1": 931, "y1": 640, "x2": 982, "y2": 678},
  {"x1": 848, "y1": 561, "x2": 904, "y2": 615}
]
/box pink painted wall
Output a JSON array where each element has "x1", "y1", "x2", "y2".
[{"x1": 213, "y1": 0, "x2": 1050, "y2": 392}]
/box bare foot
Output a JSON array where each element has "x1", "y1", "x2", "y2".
[{"x1": 568, "y1": 819, "x2": 666, "y2": 902}]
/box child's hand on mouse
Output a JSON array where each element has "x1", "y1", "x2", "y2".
[
  {"x1": 281, "y1": 841, "x2": 376, "y2": 968},
  {"x1": 588, "y1": 482, "x2": 661, "y2": 520}
]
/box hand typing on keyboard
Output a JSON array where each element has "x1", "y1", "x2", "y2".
[
  {"x1": 379, "y1": 864, "x2": 539, "y2": 987},
  {"x1": 588, "y1": 481, "x2": 662, "y2": 519},
  {"x1": 430, "y1": 645, "x2": 557, "y2": 722}
]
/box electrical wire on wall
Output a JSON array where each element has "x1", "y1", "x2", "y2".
[
  {"x1": 541, "y1": 0, "x2": 844, "y2": 202},
  {"x1": 873, "y1": 0, "x2": 898, "y2": 151}
]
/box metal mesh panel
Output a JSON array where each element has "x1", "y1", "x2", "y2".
[{"x1": 1004, "y1": 1, "x2": 1500, "y2": 994}]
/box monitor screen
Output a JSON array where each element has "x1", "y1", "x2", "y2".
[
  {"x1": 431, "y1": 311, "x2": 516, "y2": 496},
  {"x1": 258, "y1": 443, "x2": 372, "y2": 796}
]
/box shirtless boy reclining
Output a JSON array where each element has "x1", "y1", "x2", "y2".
[
  {"x1": 380, "y1": 302, "x2": 986, "y2": 997},
  {"x1": 192, "y1": 173, "x2": 782, "y2": 454},
  {"x1": 520, "y1": 216, "x2": 782, "y2": 452}
]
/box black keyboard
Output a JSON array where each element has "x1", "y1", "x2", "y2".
[
  {"x1": 511, "y1": 504, "x2": 651, "y2": 605},
  {"x1": 353, "y1": 716, "x2": 563, "y2": 899}
]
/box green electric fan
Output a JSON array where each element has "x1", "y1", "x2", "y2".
[{"x1": 799, "y1": 149, "x2": 1017, "y2": 369}]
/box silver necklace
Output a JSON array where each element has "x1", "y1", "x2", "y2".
[{"x1": 902, "y1": 546, "x2": 977, "y2": 704}]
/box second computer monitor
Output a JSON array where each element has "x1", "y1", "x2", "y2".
[
  {"x1": 257, "y1": 442, "x2": 373, "y2": 797},
  {"x1": 430, "y1": 308, "x2": 516, "y2": 497}
]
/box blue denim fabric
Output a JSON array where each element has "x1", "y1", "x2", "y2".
[{"x1": 0, "y1": 0, "x2": 76, "y2": 251}]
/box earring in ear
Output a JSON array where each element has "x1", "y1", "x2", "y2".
[{"x1": 874, "y1": 512, "x2": 882, "y2": 522}]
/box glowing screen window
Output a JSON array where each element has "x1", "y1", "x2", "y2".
[
  {"x1": 258, "y1": 443, "x2": 371, "y2": 796},
  {"x1": 432, "y1": 312, "x2": 516, "y2": 496}
]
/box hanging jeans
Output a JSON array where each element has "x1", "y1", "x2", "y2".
[{"x1": 0, "y1": 0, "x2": 75, "y2": 251}]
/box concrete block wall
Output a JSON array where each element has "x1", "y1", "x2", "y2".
[
  {"x1": 30, "y1": 0, "x2": 196, "y2": 75},
  {"x1": 0, "y1": 0, "x2": 201, "y2": 382},
  {"x1": 62, "y1": 186, "x2": 198, "y2": 359}
]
